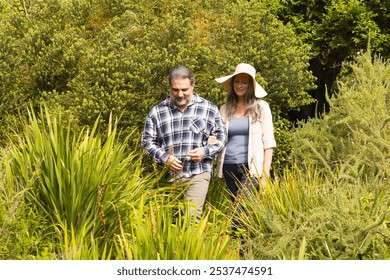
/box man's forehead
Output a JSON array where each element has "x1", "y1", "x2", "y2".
[{"x1": 170, "y1": 78, "x2": 193, "y2": 87}]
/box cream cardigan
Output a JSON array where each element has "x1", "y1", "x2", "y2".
[{"x1": 216, "y1": 100, "x2": 276, "y2": 178}]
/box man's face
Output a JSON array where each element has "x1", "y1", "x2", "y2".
[{"x1": 169, "y1": 78, "x2": 194, "y2": 109}]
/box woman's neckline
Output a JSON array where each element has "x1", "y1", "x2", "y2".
[{"x1": 232, "y1": 115, "x2": 248, "y2": 119}]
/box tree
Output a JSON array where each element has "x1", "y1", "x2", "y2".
[
  {"x1": 0, "y1": 0, "x2": 315, "y2": 157},
  {"x1": 267, "y1": 0, "x2": 390, "y2": 119}
]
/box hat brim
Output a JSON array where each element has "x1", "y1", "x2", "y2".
[{"x1": 215, "y1": 74, "x2": 267, "y2": 98}]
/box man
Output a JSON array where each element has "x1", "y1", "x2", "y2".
[{"x1": 141, "y1": 65, "x2": 227, "y2": 221}]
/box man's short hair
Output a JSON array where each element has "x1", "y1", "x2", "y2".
[{"x1": 168, "y1": 66, "x2": 195, "y2": 86}]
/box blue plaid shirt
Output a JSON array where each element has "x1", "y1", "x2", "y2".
[{"x1": 141, "y1": 93, "x2": 227, "y2": 178}]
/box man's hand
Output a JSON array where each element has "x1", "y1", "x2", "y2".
[
  {"x1": 165, "y1": 155, "x2": 183, "y2": 172},
  {"x1": 187, "y1": 148, "x2": 204, "y2": 163}
]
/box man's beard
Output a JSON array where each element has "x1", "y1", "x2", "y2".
[{"x1": 170, "y1": 95, "x2": 191, "y2": 107}]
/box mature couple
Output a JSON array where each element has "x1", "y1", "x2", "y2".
[{"x1": 141, "y1": 63, "x2": 276, "y2": 222}]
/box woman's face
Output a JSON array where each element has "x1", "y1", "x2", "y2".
[{"x1": 233, "y1": 73, "x2": 250, "y2": 98}]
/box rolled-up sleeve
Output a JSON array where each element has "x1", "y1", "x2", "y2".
[{"x1": 141, "y1": 111, "x2": 169, "y2": 164}]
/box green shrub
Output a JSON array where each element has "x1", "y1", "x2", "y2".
[
  {"x1": 292, "y1": 51, "x2": 390, "y2": 183},
  {"x1": 0, "y1": 0, "x2": 315, "y2": 151},
  {"x1": 235, "y1": 165, "x2": 390, "y2": 260}
]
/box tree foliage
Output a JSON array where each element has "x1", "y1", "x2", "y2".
[
  {"x1": 0, "y1": 0, "x2": 315, "y2": 149},
  {"x1": 273, "y1": 0, "x2": 389, "y2": 59},
  {"x1": 292, "y1": 51, "x2": 390, "y2": 183},
  {"x1": 267, "y1": 0, "x2": 390, "y2": 118}
]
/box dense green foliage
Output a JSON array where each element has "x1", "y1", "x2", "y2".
[
  {"x1": 0, "y1": 0, "x2": 315, "y2": 148},
  {"x1": 273, "y1": 0, "x2": 389, "y2": 59},
  {"x1": 1, "y1": 107, "x2": 149, "y2": 258},
  {"x1": 292, "y1": 51, "x2": 390, "y2": 183},
  {"x1": 237, "y1": 167, "x2": 390, "y2": 259},
  {"x1": 0, "y1": 0, "x2": 388, "y2": 261},
  {"x1": 1, "y1": 51, "x2": 389, "y2": 260},
  {"x1": 267, "y1": 0, "x2": 390, "y2": 118}
]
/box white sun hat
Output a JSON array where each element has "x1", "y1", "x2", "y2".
[{"x1": 215, "y1": 63, "x2": 267, "y2": 98}]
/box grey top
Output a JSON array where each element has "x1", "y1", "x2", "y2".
[{"x1": 224, "y1": 116, "x2": 249, "y2": 164}]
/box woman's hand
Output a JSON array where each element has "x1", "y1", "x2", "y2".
[{"x1": 207, "y1": 133, "x2": 219, "y2": 145}]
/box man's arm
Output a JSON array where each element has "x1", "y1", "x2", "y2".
[
  {"x1": 140, "y1": 113, "x2": 169, "y2": 165},
  {"x1": 141, "y1": 113, "x2": 184, "y2": 172}
]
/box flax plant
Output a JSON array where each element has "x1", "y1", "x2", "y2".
[
  {"x1": 119, "y1": 187, "x2": 237, "y2": 260},
  {"x1": 5, "y1": 106, "x2": 153, "y2": 259}
]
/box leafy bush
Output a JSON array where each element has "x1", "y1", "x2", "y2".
[
  {"x1": 292, "y1": 51, "x2": 390, "y2": 183},
  {"x1": 235, "y1": 166, "x2": 390, "y2": 260}
]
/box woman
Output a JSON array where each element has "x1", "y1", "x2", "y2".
[{"x1": 211, "y1": 63, "x2": 276, "y2": 201}]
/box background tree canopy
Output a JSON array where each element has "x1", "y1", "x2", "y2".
[
  {"x1": 268, "y1": 0, "x2": 390, "y2": 119},
  {"x1": 0, "y1": 0, "x2": 315, "y2": 143}
]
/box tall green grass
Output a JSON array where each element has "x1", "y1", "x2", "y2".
[
  {"x1": 117, "y1": 192, "x2": 237, "y2": 260},
  {"x1": 3, "y1": 106, "x2": 160, "y2": 258},
  {"x1": 233, "y1": 165, "x2": 390, "y2": 260},
  {"x1": 1, "y1": 147, "x2": 58, "y2": 259},
  {"x1": 0, "y1": 106, "x2": 238, "y2": 259}
]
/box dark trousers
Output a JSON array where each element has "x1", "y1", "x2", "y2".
[
  {"x1": 223, "y1": 164, "x2": 259, "y2": 238},
  {"x1": 222, "y1": 163, "x2": 258, "y2": 202}
]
